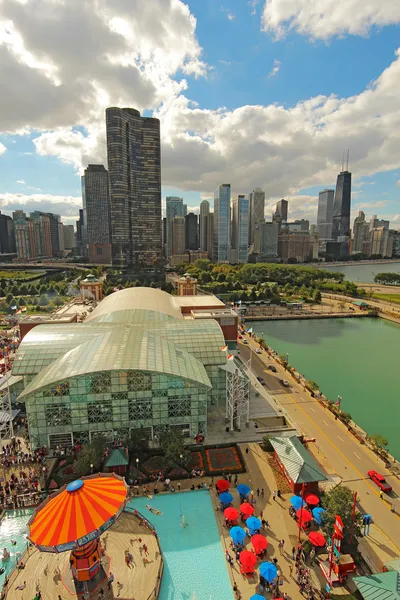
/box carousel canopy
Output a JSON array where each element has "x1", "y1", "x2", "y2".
[{"x1": 28, "y1": 474, "x2": 127, "y2": 552}]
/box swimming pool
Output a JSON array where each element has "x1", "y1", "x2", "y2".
[
  {"x1": 0, "y1": 508, "x2": 33, "y2": 587},
  {"x1": 130, "y1": 490, "x2": 234, "y2": 600}
]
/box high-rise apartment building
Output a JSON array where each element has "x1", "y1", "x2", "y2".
[
  {"x1": 63, "y1": 225, "x2": 76, "y2": 250},
  {"x1": 370, "y1": 227, "x2": 391, "y2": 257},
  {"x1": 258, "y1": 222, "x2": 278, "y2": 261},
  {"x1": 248, "y1": 188, "x2": 265, "y2": 247},
  {"x1": 369, "y1": 215, "x2": 389, "y2": 231},
  {"x1": 275, "y1": 199, "x2": 288, "y2": 224},
  {"x1": 332, "y1": 170, "x2": 351, "y2": 240},
  {"x1": 352, "y1": 211, "x2": 369, "y2": 253},
  {"x1": 231, "y1": 195, "x2": 249, "y2": 263},
  {"x1": 45, "y1": 213, "x2": 62, "y2": 257},
  {"x1": 183, "y1": 204, "x2": 188, "y2": 217},
  {"x1": 166, "y1": 197, "x2": 184, "y2": 258},
  {"x1": 185, "y1": 213, "x2": 198, "y2": 251},
  {"x1": 213, "y1": 184, "x2": 231, "y2": 263},
  {"x1": 170, "y1": 216, "x2": 185, "y2": 256},
  {"x1": 317, "y1": 189, "x2": 334, "y2": 240},
  {"x1": 0, "y1": 212, "x2": 16, "y2": 254},
  {"x1": 199, "y1": 200, "x2": 210, "y2": 251},
  {"x1": 286, "y1": 220, "x2": 309, "y2": 233},
  {"x1": 30, "y1": 212, "x2": 53, "y2": 257},
  {"x1": 278, "y1": 233, "x2": 312, "y2": 263},
  {"x1": 106, "y1": 107, "x2": 162, "y2": 268},
  {"x1": 83, "y1": 164, "x2": 111, "y2": 264},
  {"x1": 206, "y1": 213, "x2": 214, "y2": 261}
]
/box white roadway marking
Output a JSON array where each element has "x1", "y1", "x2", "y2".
[
  {"x1": 310, "y1": 407, "x2": 315, "y2": 412},
  {"x1": 337, "y1": 436, "x2": 344, "y2": 442},
  {"x1": 323, "y1": 420, "x2": 329, "y2": 426},
  {"x1": 354, "y1": 452, "x2": 361, "y2": 460}
]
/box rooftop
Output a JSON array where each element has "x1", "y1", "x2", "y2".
[
  {"x1": 354, "y1": 571, "x2": 400, "y2": 600},
  {"x1": 105, "y1": 448, "x2": 129, "y2": 468},
  {"x1": 173, "y1": 295, "x2": 225, "y2": 309},
  {"x1": 269, "y1": 436, "x2": 328, "y2": 484}
]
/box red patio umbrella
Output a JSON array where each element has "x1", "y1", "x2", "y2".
[
  {"x1": 239, "y1": 550, "x2": 257, "y2": 569},
  {"x1": 308, "y1": 532, "x2": 326, "y2": 547},
  {"x1": 240, "y1": 502, "x2": 255, "y2": 516},
  {"x1": 251, "y1": 534, "x2": 268, "y2": 554},
  {"x1": 224, "y1": 507, "x2": 239, "y2": 521},
  {"x1": 296, "y1": 508, "x2": 312, "y2": 524},
  {"x1": 304, "y1": 493, "x2": 319, "y2": 506},
  {"x1": 216, "y1": 479, "x2": 230, "y2": 492}
]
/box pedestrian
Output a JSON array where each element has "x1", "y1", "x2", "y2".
[
  {"x1": 281, "y1": 539, "x2": 285, "y2": 552},
  {"x1": 260, "y1": 510, "x2": 263, "y2": 519},
  {"x1": 289, "y1": 564, "x2": 293, "y2": 577},
  {"x1": 245, "y1": 448, "x2": 249, "y2": 454},
  {"x1": 234, "y1": 474, "x2": 238, "y2": 486},
  {"x1": 277, "y1": 489, "x2": 281, "y2": 499},
  {"x1": 292, "y1": 546, "x2": 296, "y2": 560},
  {"x1": 380, "y1": 491, "x2": 383, "y2": 499},
  {"x1": 261, "y1": 488, "x2": 264, "y2": 498},
  {"x1": 256, "y1": 488, "x2": 260, "y2": 497},
  {"x1": 272, "y1": 490, "x2": 277, "y2": 501}
]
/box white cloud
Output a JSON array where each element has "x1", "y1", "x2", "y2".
[
  {"x1": 0, "y1": 192, "x2": 81, "y2": 225},
  {"x1": 227, "y1": 12, "x2": 236, "y2": 21},
  {"x1": 0, "y1": 142, "x2": 6, "y2": 155},
  {"x1": 396, "y1": 180, "x2": 400, "y2": 187},
  {"x1": 248, "y1": 0, "x2": 260, "y2": 16},
  {"x1": 16, "y1": 179, "x2": 25, "y2": 184},
  {"x1": 268, "y1": 59, "x2": 281, "y2": 77},
  {"x1": 261, "y1": 0, "x2": 400, "y2": 40}
]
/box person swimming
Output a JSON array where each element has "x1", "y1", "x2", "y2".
[
  {"x1": 2, "y1": 548, "x2": 10, "y2": 561},
  {"x1": 146, "y1": 504, "x2": 163, "y2": 516}
]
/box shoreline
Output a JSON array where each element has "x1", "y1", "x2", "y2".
[{"x1": 315, "y1": 259, "x2": 400, "y2": 268}]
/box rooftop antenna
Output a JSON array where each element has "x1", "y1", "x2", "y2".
[
  {"x1": 346, "y1": 148, "x2": 349, "y2": 171},
  {"x1": 341, "y1": 152, "x2": 345, "y2": 172}
]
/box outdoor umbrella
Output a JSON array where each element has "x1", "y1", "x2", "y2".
[
  {"x1": 237, "y1": 483, "x2": 250, "y2": 496},
  {"x1": 246, "y1": 516, "x2": 262, "y2": 531},
  {"x1": 304, "y1": 493, "x2": 320, "y2": 506},
  {"x1": 224, "y1": 507, "x2": 239, "y2": 521},
  {"x1": 230, "y1": 526, "x2": 246, "y2": 544},
  {"x1": 216, "y1": 479, "x2": 230, "y2": 492},
  {"x1": 239, "y1": 550, "x2": 257, "y2": 569},
  {"x1": 251, "y1": 534, "x2": 268, "y2": 554},
  {"x1": 312, "y1": 507, "x2": 326, "y2": 525},
  {"x1": 219, "y1": 492, "x2": 233, "y2": 504},
  {"x1": 296, "y1": 508, "x2": 312, "y2": 524},
  {"x1": 308, "y1": 532, "x2": 326, "y2": 547},
  {"x1": 290, "y1": 495, "x2": 306, "y2": 510},
  {"x1": 240, "y1": 502, "x2": 255, "y2": 516},
  {"x1": 250, "y1": 596, "x2": 265, "y2": 600},
  {"x1": 259, "y1": 561, "x2": 278, "y2": 583}
]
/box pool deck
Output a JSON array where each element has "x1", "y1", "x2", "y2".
[{"x1": 5, "y1": 511, "x2": 162, "y2": 600}]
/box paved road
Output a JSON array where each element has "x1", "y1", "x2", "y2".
[{"x1": 239, "y1": 338, "x2": 400, "y2": 557}]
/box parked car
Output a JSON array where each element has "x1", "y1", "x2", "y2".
[
  {"x1": 255, "y1": 348, "x2": 262, "y2": 354},
  {"x1": 267, "y1": 365, "x2": 277, "y2": 372},
  {"x1": 279, "y1": 379, "x2": 290, "y2": 388},
  {"x1": 367, "y1": 470, "x2": 392, "y2": 493}
]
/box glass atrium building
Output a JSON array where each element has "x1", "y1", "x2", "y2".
[{"x1": 13, "y1": 289, "x2": 227, "y2": 449}]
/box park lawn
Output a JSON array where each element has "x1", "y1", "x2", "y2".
[
  {"x1": 373, "y1": 293, "x2": 400, "y2": 305},
  {"x1": 0, "y1": 270, "x2": 44, "y2": 280}
]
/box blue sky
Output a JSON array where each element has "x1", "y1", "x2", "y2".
[{"x1": 0, "y1": 0, "x2": 399, "y2": 227}]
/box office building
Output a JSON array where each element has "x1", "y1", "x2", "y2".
[
  {"x1": 30, "y1": 212, "x2": 52, "y2": 258},
  {"x1": 0, "y1": 212, "x2": 16, "y2": 254},
  {"x1": 166, "y1": 197, "x2": 184, "y2": 258},
  {"x1": 317, "y1": 189, "x2": 334, "y2": 240},
  {"x1": 274, "y1": 199, "x2": 288, "y2": 225},
  {"x1": 391, "y1": 230, "x2": 400, "y2": 258},
  {"x1": 83, "y1": 164, "x2": 111, "y2": 264},
  {"x1": 199, "y1": 200, "x2": 210, "y2": 252},
  {"x1": 170, "y1": 216, "x2": 185, "y2": 256},
  {"x1": 231, "y1": 195, "x2": 249, "y2": 263},
  {"x1": 162, "y1": 217, "x2": 167, "y2": 254},
  {"x1": 249, "y1": 188, "x2": 265, "y2": 248},
  {"x1": 63, "y1": 225, "x2": 75, "y2": 250},
  {"x1": 286, "y1": 219, "x2": 309, "y2": 233},
  {"x1": 352, "y1": 211, "x2": 369, "y2": 253},
  {"x1": 185, "y1": 213, "x2": 198, "y2": 251},
  {"x1": 332, "y1": 170, "x2": 351, "y2": 240},
  {"x1": 45, "y1": 213, "x2": 62, "y2": 258},
  {"x1": 369, "y1": 215, "x2": 389, "y2": 231},
  {"x1": 278, "y1": 233, "x2": 312, "y2": 263},
  {"x1": 214, "y1": 184, "x2": 231, "y2": 263},
  {"x1": 183, "y1": 204, "x2": 188, "y2": 217},
  {"x1": 206, "y1": 213, "x2": 214, "y2": 261},
  {"x1": 58, "y1": 222, "x2": 64, "y2": 253},
  {"x1": 106, "y1": 107, "x2": 162, "y2": 268},
  {"x1": 370, "y1": 227, "x2": 390, "y2": 257},
  {"x1": 258, "y1": 222, "x2": 278, "y2": 261}
]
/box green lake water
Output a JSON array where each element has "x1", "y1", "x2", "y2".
[
  {"x1": 324, "y1": 261, "x2": 400, "y2": 283},
  {"x1": 247, "y1": 317, "x2": 400, "y2": 459}
]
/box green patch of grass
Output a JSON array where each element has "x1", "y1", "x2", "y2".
[
  {"x1": 0, "y1": 270, "x2": 43, "y2": 280},
  {"x1": 373, "y1": 293, "x2": 400, "y2": 305}
]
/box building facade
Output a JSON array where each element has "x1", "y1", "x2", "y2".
[
  {"x1": 232, "y1": 195, "x2": 249, "y2": 263},
  {"x1": 258, "y1": 222, "x2": 278, "y2": 260},
  {"x1": 0, "y1": 212, "x2": 16, "y2": 254},
  {"x1": 83, "y1": 164, "x2": 111, "y2": 264},
  {"x1": 206, "y1": 213, "x2": 214, "y2": 261},
  {"x1": 332, "y1": 170, "x2": 351, "y2": 240},
  {"x1": 275, "y1": 199, "x2": 288, "y2": 225},
  {"x1": 106, "y1": 107, "x2": 162, "y2": 268},
  {"x1": 166, "y1": 197, "x2": 184, "y2": 258},
  {"x1": 286, "y1": 220, "x2": 309, "y2": 233},
  {"x1": 214, "y1": 184, "x2": 231, "y2": 263},
  {"x1": 185, "y1": 212, "x2": 198, "y2": 251},
  {"x1": 278, "y1": 233, "x2": 311, "y2": 263},
  {"x1": 30, "y1": 212, "x2": 53, "y2": 258},
  {"x1": 199, "y1": 200, "x2": 210, "y2": 252},
  {"x1": 63, "y1": 225, "x2": 76, "y2": 250},
  {"x1": 170, "y1": 216, "x2": 185, "y2": 257},
  {"x1": 317, "y1": 189, "x2": 334, "y2": 241},
  {"x1": 248, "y1": 188, "x2": 265, "y2": 248},
  {"x1": 353, "y1": 211, "x2": 369, "y2": 253}
]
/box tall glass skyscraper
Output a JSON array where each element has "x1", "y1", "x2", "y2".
[
  {"x1": 199, "y1": 199, "x2": 210, "y2": 251},
  {"x1": 232, "y1": 195, "x2": 249, "y2": 263},
  {"x1": 249, "y1": 188, "x2": 265, "y2": 247},
  {"x1": 166, "y1": 197, "x2": 184, "y2": 258},
  {"x1": 106, "y1": 107, "x2": 162, "y2": 268},
  {"x1": 317, "y1": 189, "x2": 334, "y2": 240},
  {"x1": 214, "y1": 184, "x2": 231, "y2": 263},
  {"x1": 84, "y1": 165, "x2": 111, "y2": 263},
  {"x1": 332, "y1": 170, "x2": 352, "y2": 239}
]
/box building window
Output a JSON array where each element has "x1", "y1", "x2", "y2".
[
  {"x1": 97, "y1": 247, "x2": 103, "y2": 255},
  {"x1": 51, "y1": 382, "x2": 70, "y2": 397},
  {"x1": 90, "y1": 373, "x2": 111, "y2": 394},
  {"x1": 112, "y1": 392, "x2": 128, "y2": 401},
  {"x1": 127, "y1": 372, "x2": 152, "y2": 392},
  {"x1": 45, "y1": 403, "x2": 72, "y2": 427},
  {"x1": 88, "y1": 400, "x2": 113, "y2": 423},
  {"x1": 73, "y1": 431, "x2": 90, "y2": 445},
  {"x1": 221, "y1": 317, "x2": 235, "y2": 326},
  {"x1": 167, "y1": 396, "x2": 191, "y2": 418},
  {"x1": 129, "y1": 398, "x2": 152, "y2": 421}
]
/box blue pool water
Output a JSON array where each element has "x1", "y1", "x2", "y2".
[
  {"x1": 0, "y1": 509, "x2": 33, "y2": 587},
  {"x1": 130, "y1": 491, "x2": 234, "y2": 600}
]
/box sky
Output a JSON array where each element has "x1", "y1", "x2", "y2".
[{"x1": 0, "y1": 0, "x2": 399, "y2": 229}]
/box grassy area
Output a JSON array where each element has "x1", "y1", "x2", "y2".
[
  {"x1": 373, "y1": 293, "x2": 400, "y2": 305},
  {"x1": 0, "y1": 270, "x2": 44, "y2": 280}
]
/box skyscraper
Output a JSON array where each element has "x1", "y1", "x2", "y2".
[
  {"x1": 63, "y1": 225, "x2": 76, "y2": 250},
  {"x1": 275, "y1": 199, "x2": 288, "y2": 223},
  {"x1": 206, "y1": 213, "x2": 214, "y2": 261},
  {"x1": 258, "y1": 222, "x2": 278, "y2": 260},
  {"x1": 185, "y1": 212, "x2": 198, "y2": 250},
  {"x1": 166, "y1": 197, "x2": 184, "y2": 258},
  {"x1": 317, "y1": 189, "x2": 334, "y2": 240},
  {"x1": 84, "y1": 164, "x2": 111, "y2": 263},
  {"x1": 332, "y1": 170, "x2": 351, "y2": 239},
  {"x1": 30, "y1": 212, "x2": 52, "y2": 257},
  {"x1": 46, "y1": 213, "x2": 62, "y2": 257},
  {"x1": 170, "y1": 216, "x2": 185, "y2": 256},
  {"x1": 213, "y1": 184, "x2": 231, "y2": 263},
  {"x1": 199, "y1": 199, "x2": 210, "y2": 251},
  {"x1": 231, "y1": 195, "x2": 249, "y2": 263},
  {"x1": 106, "y1": 107, "x2": 162, "y2": 268},
  {"x1": 353, "y1": 211, "x2": 369, "y2": 253},
  {"x1": 248, "y1": 188, "x2": 265, "y2": 247},
  {"x1": 0, "y1": 212, "x2": 16, "y2": 254}
]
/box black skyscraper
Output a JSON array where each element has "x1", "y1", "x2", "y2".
[
  {"x1": 332, "y1": 170, "x2": 351, "y2": 239},
  {"x1": 185, "y1": 213, "x2": 198, "y2": 250}
]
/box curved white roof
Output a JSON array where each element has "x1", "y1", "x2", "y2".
[{"x1": 87, "y1": 288, "x2": 183, "y2": 322}]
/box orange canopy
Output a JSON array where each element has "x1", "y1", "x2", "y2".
[{"x1": 29, "y1": 474, "x2": 127, "y2": 551}]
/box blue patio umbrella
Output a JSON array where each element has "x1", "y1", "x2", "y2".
[
  {"x1": 237, "y1": 483, "x2": 250, "y2": 496},
  {"x1": 230, "y1": 526, "x2": 246, "y2": 544},
  {"x1": 312, "y1": 507, "x2": 326, "y2": 525},
  {"x1": 219, "y1": 492, "x2": 233, "y2": 504},
  {"x1": 290, "y1": 495, "x2": 306, "y2": 510},
  {"x1": 259, "y1": 561, "x2": 278, "y2": 583},
  {"x1": 250, "y1": 596, "x2": 265, "y2": 600},
  {"x1": 246, "y1": 516, "x2": 262, "y2": 530}
]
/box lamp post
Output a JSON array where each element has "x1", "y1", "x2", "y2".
[
  {"x1": 136, "y1": 457, "x2": 139, "y2": 473},
  {"x1": 180, "y1": 453, "x2": 183, "y2": 467},
  {"x1": 90, "y1": 463, "x2": 94, "y2": 475}
]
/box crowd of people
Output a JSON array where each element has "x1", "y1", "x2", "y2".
[{"x1": 0, "y1": 441, "x2": 48, "y2": 509}]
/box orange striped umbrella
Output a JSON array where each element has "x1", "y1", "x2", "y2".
[{"x1": 28, "y1": 474, "x2": 127, "y2": 551}]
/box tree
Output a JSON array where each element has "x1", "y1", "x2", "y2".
[
  {"x1": 368, "y1": 434, "x2": 389, "y2": 459},
  {"x1": 74, "y1": 435, "x2": 107, "y2": 476},
  {"x1": 307, "y1": 380, "x2": 319, "y2": 392},
  {"x1": 313, "y1": 289, "x2": 322, "y2": 303},
  {"x1": 160, "y1": 429, "x2": 188, "y2": 466},
  {"x1": 38, "y1": 294, "x2": 49, "y2": 307},
  {"x1": 321, "y1": 486, "x2": 362, "y2": 548},
  {"x1": 340, "y1": 412, "x2": 352, "y2": 426},
  {"x1": 126, "y1": 427, "x2": 149, "y2": 461}
]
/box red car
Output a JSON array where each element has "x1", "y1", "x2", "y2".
[{"x1": 367, "y1": 470, "x2": 392, "y2": 493}]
